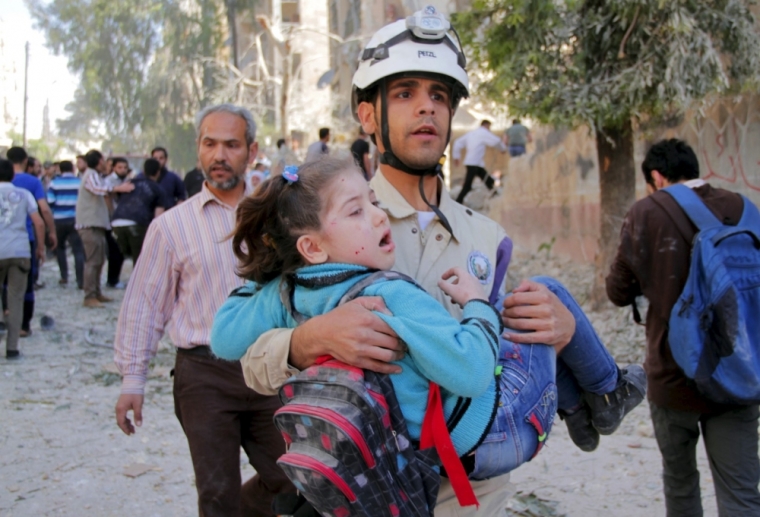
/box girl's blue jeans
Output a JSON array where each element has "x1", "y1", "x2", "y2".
[{"x1": 469, "y1": 276, "x2": 619, "y2": 480}]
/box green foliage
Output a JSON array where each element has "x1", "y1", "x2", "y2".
[
  {"x1": 453, "y1": 0, "x2": 760, "y2": 131},
  {"x1": 26, "y1": 0, "x2": 257, "y2": 172},
  {"x1": 7, "y1": 131, "x2": 66, "y2": 162}
]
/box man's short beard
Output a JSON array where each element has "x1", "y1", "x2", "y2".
[{"x1": 205, "y1": 173, "x2": 242, "y2": 191}]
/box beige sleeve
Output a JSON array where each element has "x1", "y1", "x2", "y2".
[{"x1": 240, "y1": 328, "x2": 301, "y2": 395}]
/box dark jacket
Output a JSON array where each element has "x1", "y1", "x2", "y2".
[
  {"x1": 112, "y1": 176, "x2": 168, "y2": 227},
  {"x1": 606, "y1": 183, "x2": 744, "y2": 413}
]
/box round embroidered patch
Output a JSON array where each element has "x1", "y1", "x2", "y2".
[{"x1": 467, "y1": 251, "x2": 492, "y2": 285}]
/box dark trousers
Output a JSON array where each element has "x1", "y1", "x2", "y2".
[
  {"x1": 105, "y1": 230, "x2": 124, "y2": 286},
  {"x1": 55, "y1": 218, "x2": 84, "y2": 288},
  {"x1": 113, "y1": 225, "x2": 148, "y2": 264},
  {"x1": 21, "y1": 241, "x2": 37, "y2": 332},
  {"x1": 650, "y1": 402, "x2": 760, "y2": 516},
  {"x1": 173, "y1": 349, "x2": 296, "y2": 516},
  {"x1": 456, "y1": 165, "x2": 495, "y2": 203}
]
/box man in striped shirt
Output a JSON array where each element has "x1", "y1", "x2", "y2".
[
  {"x1": 75, "y1": 150, "x2": 134, "y2": 307},
  {"x1": 113, "y1": 104, "x2": 295, "y2": 516},
  {"x1": 47, "y1": 160, "x2": 85, "y2": 288}
]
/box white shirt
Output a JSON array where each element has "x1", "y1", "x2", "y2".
[{"x1": 452, "y1": 126, "x2": 508, "y2": 168}]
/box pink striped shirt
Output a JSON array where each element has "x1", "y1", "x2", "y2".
[{"x1": 114, "y1": 182, "x2": 250, "y2": 394}]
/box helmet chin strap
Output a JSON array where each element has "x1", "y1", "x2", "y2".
[{"x1": 377, "y1": 79, "x2": 454, "y2": 235}]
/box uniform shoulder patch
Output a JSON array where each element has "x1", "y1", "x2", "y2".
[{"x1": 467, "y1": 250, "x2": 493, "y2": 285}]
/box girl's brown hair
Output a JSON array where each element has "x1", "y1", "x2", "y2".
[{"x1": 233, "y1": 156, "x2": 359, "y2": 283}]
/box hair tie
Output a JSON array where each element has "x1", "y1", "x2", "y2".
[{"x1": 282, "y1": 166, "x2": 299, "y2": 184}]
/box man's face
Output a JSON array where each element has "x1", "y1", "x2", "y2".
[
  {"x1": 105, "y1": 159, "x2": 113, "y2": 175},
  {"x1": 76, "y1": 158, "x2": 87, "y2": 172},
  {"x1": 113, "y1": 162, "x2": 129, "y2": 178},
  {"x1": 360, "y1": 77, "x2": 451, "y2": 170},
  {"x1": 152, "y1": 150, "x2": 167, "y2": 170},
  {"x1": 197, "y1": 112, "x2": 257, "y2": 191},
  {"x1": 29, "y1": 159, "x2": 42, "y2": 176}
]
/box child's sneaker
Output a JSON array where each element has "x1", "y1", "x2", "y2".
[
  {"x1": 586, "y1": 365, "x2": 647, "y2": 435},
  {"x1": 558, "y1": 403, "x2": 599, "y2": 452}
]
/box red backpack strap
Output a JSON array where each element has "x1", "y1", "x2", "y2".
[{"x1": 420, "y1": 382, "x2": 479, "y2": 508}]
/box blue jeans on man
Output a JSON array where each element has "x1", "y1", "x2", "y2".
[{"x1": 470, "y1": 276, "x2": 620, "y2": 480}]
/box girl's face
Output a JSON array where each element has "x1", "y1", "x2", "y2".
[{"x1": 303, "y1": 169, "x2": 395, "y2": 270}]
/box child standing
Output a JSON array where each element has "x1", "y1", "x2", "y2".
[{"x1": 211, "y1": 157, "x2": 646, "y2": 479}]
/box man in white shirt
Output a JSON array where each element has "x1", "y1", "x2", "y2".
[{"x1": 452, "y1": 119, "x2": 507, "y2": 203}]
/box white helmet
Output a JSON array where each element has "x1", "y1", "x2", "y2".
[{"x1": 351, "y1": 6, "x2": 469, "y2": 122}]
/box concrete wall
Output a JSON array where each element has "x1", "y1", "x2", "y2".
[{"x1": 486, "y1": 94, "x2": 760, "y2": 264}]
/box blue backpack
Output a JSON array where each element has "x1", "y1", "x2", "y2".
[{"x1": 663, "y1": 184, "x2": 760, "y2": 405}]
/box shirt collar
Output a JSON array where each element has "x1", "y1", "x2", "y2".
[
  {"x1": 369, "y1": 170, "x2": 461, "y2": 241},
  {"x1": 683, "y1": 178, "x2": 706, "y2": 189},
  {"x1": 197, "y1": 180, "x2": 253, "y2": 214}
]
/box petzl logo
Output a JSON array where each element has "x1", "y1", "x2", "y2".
[{"x1": 418, "y1": 50, "x2": 436, "y2": 58}]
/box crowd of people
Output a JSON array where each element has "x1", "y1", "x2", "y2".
[{"x1": 2, "y1": 6, "x2": 759, "y2": 517}]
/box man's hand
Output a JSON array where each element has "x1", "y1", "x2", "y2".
[
  {"x1": 36, "y1": 243, "x2": 46, "y2": 266},
  {"x1": 438, "y1": 267, "x2": 486, "y2": 308},
  {"x1": 115, "y1": 393, "x2": 144, "y2": 435},
  {"x1": 47, "y1": 230, "x2": 58, "y2": 251},
  {"x1": 113, "y1": 182, "x2": 135, "y2": 194},
  {"x1": 501, "y1": 280, "x2": 575, "y2": 351},
  {"x1": 290, "y1": 297, "x2": 405, "y2": 374},
  {"x1": 453, "y1": 158, "x2": 461, "y2": 168}
]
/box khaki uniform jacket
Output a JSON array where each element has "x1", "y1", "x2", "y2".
[{"x1": 240, "y1": 170, "x2": 512, "y2": 396}]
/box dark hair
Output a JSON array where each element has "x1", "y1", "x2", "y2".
[
  {"x1": 26, "y1": 156, "x2": 37, "y2": 172},
  {"x1": 143, "y1": 158, "x2": 161, "y2": 177},
  {"x1": 512, "y1": 119, "x2": 521, "y2": 125},
  {"x1": 6, "y1": 147, "x2": 27, "y2": 165},
  {"x1": 642, "y1": 138, "x2": 699, "y2": 186},
  {"x1": 0, "y1": 159, "x2": 13, "y2": 181},
  {"x1": 85, "y1": 149, "x2": 103, "y2": 169},
  {"x1": 319, "y1": 127, "x2": 330, "y2": 140},
  {"x1": 481, "y1": 120, "x2": 491, "y2": 127},
  {"x1": 233, "y1": 156, "x2": 357, "y2": 284},
  {"x1": 111, "y1": 157, "x2": 128, "y2": 168},
  {"x1": 277, "y1": 138, "x2": 286, "y2": 149},
  {"x1": 59, "y1": 160, "x2": 74, "y2": 173},
  {"x1": 151, "y1": 147, "x2": 168, "y2": 159}
]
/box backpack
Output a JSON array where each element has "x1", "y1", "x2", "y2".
[
  {"x1": 661, "y1": 184, "x2": 760, "y2": 405},
  {"x1": 273, "y1": 271, "x2": 477, "y2": 517}
]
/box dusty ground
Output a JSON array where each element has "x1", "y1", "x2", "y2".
[{"x1": 0, "y1": 248, "x2": 726, "y2": 516}]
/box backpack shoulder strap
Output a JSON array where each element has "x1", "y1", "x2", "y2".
[
  {"x1": 338, "y1": 270, "x2": 419, "y2": 306},
  {"x1": 662, "y1": 184, "x2": 722, "y2": 230}
]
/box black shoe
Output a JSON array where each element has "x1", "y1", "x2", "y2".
[
  {"x1": 558, "y1": 403, "x2": 599, "y2": 452},
  {"x1": 6, "y1": 350, "x2": 21, "y2": 360},
  {"x1": 586, "y1": 365, "x2": 647, "y2": 435}
]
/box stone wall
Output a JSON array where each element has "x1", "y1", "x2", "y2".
[{"x1": 484, "y1": 94, "x2": 760, "y2": 264}]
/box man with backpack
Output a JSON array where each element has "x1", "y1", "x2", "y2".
[{"x1": 606, "y1": 138, "x2": 760, "y2": 516}]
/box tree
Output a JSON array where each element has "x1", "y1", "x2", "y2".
[
  {"x1": 26, "y1": 0, "x2": 255, "y2": 172},
  {"x1": 454, "y1": 0, "x2": 760, "y2": 304}
]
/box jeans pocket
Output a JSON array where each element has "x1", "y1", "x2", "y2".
[{"x1": 524, "y1": 382, "x2": 558, "y2": 460}]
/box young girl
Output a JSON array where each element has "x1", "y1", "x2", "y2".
[{"x1": 211, "y1": 157, "x2": 645, "y2": 480}]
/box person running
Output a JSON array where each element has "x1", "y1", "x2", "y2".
[
  {"x1": 211, "y1": 157, "x2": 646, "y2": 483},
  {"x1": 452, "y1": 120, "x2": 507, "y2": 203}
]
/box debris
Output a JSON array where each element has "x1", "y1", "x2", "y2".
[
  {"x1": 85, "y1": 327, "x2": 113, "y2": 348},
  {"x1": 40, "y1": 315, "x2": 55, "y2": 331},
  {"x1": 507, "y1": 491, "x2": 565, "y2": 516},
  {"x1": 7, "y1": 485, "x2": 20, "y2": 493},
  {"x1": 628, "y1": 442, "x2": 642, "y2": 449},
  {"x1": 123, "y1": 463, "x2": 156, "y2": 478}
]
